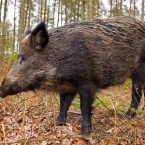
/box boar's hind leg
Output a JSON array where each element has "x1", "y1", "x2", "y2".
[
  {"x1": 79, "y1": 83, "x2": 95, "y2": 134},
  {"x1": 56, "y1": 93, "x2": 76, "y2": 125},
  {"x1": 126, "y1": 71, "x2": 144, "y2": 118}
]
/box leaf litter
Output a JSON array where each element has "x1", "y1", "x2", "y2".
[{"x1": 0, "y1": 87, "x2": 144, "y2": 144}]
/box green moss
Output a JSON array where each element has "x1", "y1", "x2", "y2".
[{"x1": 94, "y1": 93, "x2": 112, "y2": 108}]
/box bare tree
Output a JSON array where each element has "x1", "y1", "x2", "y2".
[
  {"x1": 141, "y1": 0, "x2": 144, "y2": 22},
  {"x1": 52, "y1": 0, "x2": 57, "y2": 26},
  {"x1": 0, "y1": 0, "x2": 3, "y2": 23},
  {"x1": 13, "y1": 0, "x2": 17, "y2": 52},
  {"x1": 57, "y1": 0, "x2": 61, "y2": 26}
]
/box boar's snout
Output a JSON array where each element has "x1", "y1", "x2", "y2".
[{"x1": 0, "y1": 77, "x2": 21, "y2": 98}]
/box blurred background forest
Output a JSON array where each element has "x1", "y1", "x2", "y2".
[{"x1": 0, "y1": 0, "x2": 145, "y2": 62}]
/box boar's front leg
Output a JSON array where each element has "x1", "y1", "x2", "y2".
[
  {"x1": 79, "y1": 83, "x2": 95, "y2": 134},
  {"x1": 56, "y1": 93, "x2": 76, "y2": 125}
]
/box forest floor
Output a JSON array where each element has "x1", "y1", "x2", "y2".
[{"x1": 0, "y1": 83, "x2": 145, "y2": 145}]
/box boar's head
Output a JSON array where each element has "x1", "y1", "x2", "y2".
[{"x1": 0, "y1": 22, "x2": 56, "y2": 98}]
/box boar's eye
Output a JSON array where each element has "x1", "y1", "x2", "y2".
[{"x1": 18, "y1": 55, "x2": 26, "y2": 65}]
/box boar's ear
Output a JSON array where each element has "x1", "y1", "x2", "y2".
[
  {"x1": 30, "y1": 22, "x2": 49, "y2": 50},
  {"x1": 22, "y1": 30, "x2": 32, "y2": 39}
]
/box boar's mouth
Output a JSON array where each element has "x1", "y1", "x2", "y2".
[
  {"x1": 0, "y1": 84, "x2": 21, "y2": 98},
  {"x1": 26, "y1": 75, "x2": 46, "y2": 90},
  {"x1": 0, "y1": 75, "x2": 46, "y2": 98}
]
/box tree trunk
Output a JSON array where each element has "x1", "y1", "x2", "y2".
[
  {"x1": 81, "y1": 0, "x2": 85, "y2": 21},
  {"x1": 53, "y1": 0, "x2": 56, "y2": 26},
  {"x1": 141, "y1": 0, "x2": 144, "y2": 21},
  {"x1": 3, "y1": 0, "x2": 7, "y2": 23},
  {"x1": 13, "y1": 0, "x2": 17, "y2": 52},
  {"x1": 133, "y1": 0, "x2": 136, "y2": 17},
  {"x1": 110, "y1": 0, "x2": 113, "y2": 17},
  {"x1": 120, "y1": 0, "x2": 123, "y2": 16},
  {"x1": 57, "y1": 0, "x2": 61, "y2": 27},
  {"x1": 89, "y1": 0, "x2": 93, "y2": 20},
  {"x1": 0, "y1": 0, "x2": 3, "y2": 23}
]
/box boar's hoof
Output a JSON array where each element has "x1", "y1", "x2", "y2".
[
  {"x1": 56, "y1": 115, "x2": 67, "y2": 126},
  {"x1": 81, "y1": 125, "x2": 92, "y2": 135},
  {"x1": 0, "y1": 91, "x2": 6, "y2": 98},
  {"x1": 125, "y1": 108, "x2": 137, "y2": 119}
]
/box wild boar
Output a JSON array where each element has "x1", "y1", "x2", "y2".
[{"x1": 1, "y1": 16, "x2": 145, "y2": 134}]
